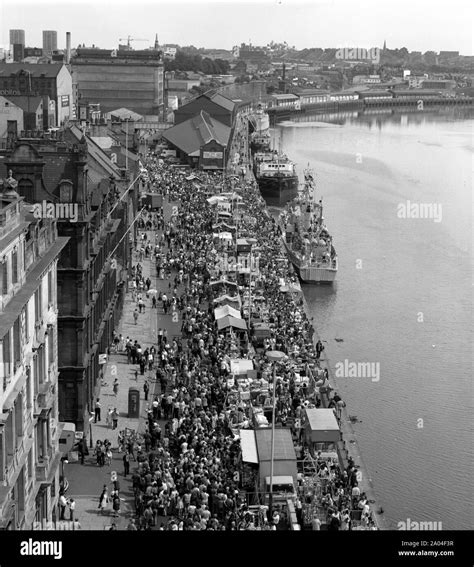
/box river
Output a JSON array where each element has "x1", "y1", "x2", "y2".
[{"x1": 274, "y1": 106, "x2": 473, "y2": 530}]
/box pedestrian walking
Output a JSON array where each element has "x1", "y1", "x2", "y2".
[
  {"x1": 111, "y1": 408, "x2": 119, "y2": 431},
  {"x1": 144, "y1": 380, "x2": 150, "y2": 401},
  {"x1": 113, "y1": 379, "x2": 119, "y2": 397},
  {"x1": 123, "y1": 452, "x2": 130, "y2": 477},
  {"x1": 94, "y1": 399, "x2": 101, "y2": 423},
  {"x1": 98, "y1": 486, "x2": 109, "y2": 515},
  {"x1": 133, "y1": 309, "x2": 139, "y2": 324},
  {"x1": 59, "y1": 493, "x2": 67, "y2": 520}
]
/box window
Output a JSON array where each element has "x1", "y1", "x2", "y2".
[
  {"x1": 47, "y1": 270, "x2": 53, "y2": 305},
  {"x1": 12, "y1": 249, "x2": 18, "y2": 284},
  {"x1": 18, "y1": 179, "x2": 34, "y2": 203},
  {"x1": 48, "y1": 327, "x2": 54, "y2": 365},
  {"x1": 2, "y1": 330, "x2": 12, "y2": 390},
  {"x1": 34, "y1": 284, "x2": 42, "y2": 323},
  {"x1": 2, "y1": 259, "x2": 8, "y2": 295},
  {"x1": 13, "y1": 317, "x2": 21, "y2": 367},
  {"x1": 24, "y1": 305, "x2": 29, "y2": 343}
]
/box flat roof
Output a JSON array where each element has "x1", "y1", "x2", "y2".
[
  {"x1": 305, "y1": 408, "x2": 340, "y2": 431},
  {"x1": 255, "y1": 428, "x2": 296, "y2": 462}
]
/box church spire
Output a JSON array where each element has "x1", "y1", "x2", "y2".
[
  {"x1": 154, "y1": 33, "x2": 159, "y2": 50},
  {"x1": 383, "y1": 39, "x2": 387, "y2": 51}
]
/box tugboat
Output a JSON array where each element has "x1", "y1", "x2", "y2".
[
  {"x1": 279, "y1": 168, "x2": 338, "y2": 283},
  {"x1": 253, "y1": 150, "x2": 299, "y2": 206}
]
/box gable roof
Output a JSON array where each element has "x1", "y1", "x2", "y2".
[
  {"x1": 203, "y1": 89, "x2": 236, "y2": 112},
  {"x1": 162, "y1": 110, "x2": 230, "y2": 156},
  {"x1": 3, "y1": 95, "x2": 43, "y2": 112}
]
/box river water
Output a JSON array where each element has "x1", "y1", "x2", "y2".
[{"x1": 274, "y1": 107, "x2": 473, "y2": 530}]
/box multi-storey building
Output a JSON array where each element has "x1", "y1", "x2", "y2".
[
  {"x1": 9, "y1": 30, "x2": 25, "y2": 47},
  {"x1": 0, "y1": 173, "x2": 69, "y2": 530},
  {"x1": 42, "y1": 31, "x2": 58, "y2": 56},
  {"x1": 70, "y1": 48, "x2": 165, "y2": 117},
  {"x1": 0, "y1": 126, "x2": 138, "y2": 432},
  {"x1": 0, "y1": 63, "x2": 73, "y2": 126}
]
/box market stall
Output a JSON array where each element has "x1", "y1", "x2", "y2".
[{"x1": 303, "y1": 408, "x2": 341, "y2": 455}]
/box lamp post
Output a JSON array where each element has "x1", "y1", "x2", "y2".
[
  {"x1": 60, "y1": 456, "x2": 68, "y2": 493},
  {"x1": 265, "y1": 350, "x2": 286, "y2": 518}
]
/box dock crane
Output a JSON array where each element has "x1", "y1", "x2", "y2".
[{"x1": 118, "y1": 36, "x2": 149, "y2": 48}]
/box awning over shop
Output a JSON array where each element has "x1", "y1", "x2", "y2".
[
  {"x1": 240, "y1": 429, "x2": 258, "y2": 464},
  {"x1": 214, "y1": 305, "x2": 242, "y2": 320},
  {"x1": 217, "y1": 316, "x2": 248, "y2": 331},
  {"x1": 230, "y1": 359, "x2": 254, "y2": 375}
]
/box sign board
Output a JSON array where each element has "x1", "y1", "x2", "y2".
[
  {"x1": 203, "y1": 151, "x2": 223, "y2": 159},
  {"x1": 99, "y1": 354, "x2": 108, "y2": 365},
  {"x1": 61, "y1": 95, "x2": 70, "y2": 107}
]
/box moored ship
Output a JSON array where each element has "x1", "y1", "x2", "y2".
[
  {"x1": 280, "y1": 169, "x2": 338, "y2": 283},
  {"x1": 249, "y1": 102, "x2": 271, "y2": 154},
  {"x1": 253, "y1": 150, "x2": 299, "y2": 206}
]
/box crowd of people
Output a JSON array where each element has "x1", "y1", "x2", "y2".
[{"x1": 107, "y1": 156, "x2": 377, "y2": 531}]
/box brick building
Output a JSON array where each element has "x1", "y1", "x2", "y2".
[{"x1": 0, "y1": 63, "x2": 73, "y2": 126}]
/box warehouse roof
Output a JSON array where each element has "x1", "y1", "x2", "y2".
[
  {"x1": 162, "y1": 111, "x2": 230, "y2": 156},
  {"x1": 0, "y1": 63, "x2": 65, "y2": 77}
]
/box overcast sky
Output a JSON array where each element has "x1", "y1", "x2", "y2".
[{"x1": 1, "y1": 0, "x2": 472, "y2": 55}]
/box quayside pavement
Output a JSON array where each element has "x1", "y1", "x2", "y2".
[{"x1": 66, "y1": 200, "x2": 180, "y2": 530}]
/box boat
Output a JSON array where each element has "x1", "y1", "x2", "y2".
[
  {"x1": 249, "y1": 102, "x2": 271, "y2": 154},
  {"x1": 279, "y1": 168, "x2": 338, "y2": 283},
  {"x1": 253, "y1": 150, "x2": 299, "y2": 206}
]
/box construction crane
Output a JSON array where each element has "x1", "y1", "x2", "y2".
[{"x1": 118, "y1": 36, "x2": 149, "y2": 49}]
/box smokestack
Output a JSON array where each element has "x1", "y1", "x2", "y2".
[{"x1": 66, "y1": 31, "x2": 71, "y2": 64}]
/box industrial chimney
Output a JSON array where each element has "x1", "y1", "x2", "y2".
[{"x1": 66, "y1": 31, "x2": 71, "y2": 64}]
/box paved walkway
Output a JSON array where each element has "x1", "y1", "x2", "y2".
[{"x1": 67, "y1": 200, "x2": 181, "y2": 530}]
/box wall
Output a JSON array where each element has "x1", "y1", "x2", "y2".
[
  {"x1": 0, "y1": 96, "x2": 24, "y2": 137},
  {"x1": 56, "y1": 66, "x2": 73, "y2": 125}
]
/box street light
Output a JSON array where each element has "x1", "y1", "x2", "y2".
[
  {"x1": 266, "y1": 350, "x2": 286, "y2": 518},
  {"x1": 60, "y1": 457, "x2": 69, "y2": 493}
]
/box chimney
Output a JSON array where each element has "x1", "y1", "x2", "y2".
[{"x1": 66, "y1": 32, "x2": 71, "y2": 64}]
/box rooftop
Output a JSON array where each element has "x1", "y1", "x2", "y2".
[{"x1": 0, "y1": 62, "x2": 64, "y2": 78}]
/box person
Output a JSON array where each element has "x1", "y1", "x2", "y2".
[
  {"x1": 69, "y1": 498, "x2": 76, "y2": 521},
  {"x1": 59, "y1": 493, "x2": 68, "y2": 520},
  {"x1": 94, "y1": 399, "x2": 101, "y2": 423},
  {"x1": 113, "y1": 379, "x2": 119, "y2": 397},
  {"x1": 127, "y1": 518, "x2": 137, "y2": 531},
  {"x1": 106, "y1": 407, "x2": 113, "y2": 429},
  {"x1": 98, "y1": 486, "x2": 109, "y2": 515},
  {"x1": 133, "y1": 309, "x2": 139, "y2": 324},
  {"x1": 144, "y1": 380, "x2": 150, "y2": 401},
  {"x1": 123, "y1": 451, "x2": 130, "y2": 477},
  {"x1": 106, "y1": 446, "x2": 113, "y2": 466},
  {"x1": 111, "y1": 408, "x2": 119, "y2": 430},
  {"x1": 311, "y1": 516, "x2": 321, "y2": 531},
  {"x1": 112, "y1": 492, "x2": 121, "y2": 518}
]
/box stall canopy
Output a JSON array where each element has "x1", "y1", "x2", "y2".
[
  {"x1": 255, "y1": 429, "x2": 296, "y2": 462},
  {"x1": 214, "y1": 305, "x2": 242, "y2": 320},
  {"x1": 210, "y1": 279, "x2": 239, "y2": 288},
  {"x1": 217, "y1": 316, "x2": 248, "y2": 331},
  {"x1": 230, "y1": 359, "x2": 254, "y2": 375},
  {"x1": 240, "y1": 429, "x2": 258, "y2": 464},
  {"x1": 213, "y1": 232, "x2": 233, "y2": 241},
  {"x1": 213, "y1": 294, "x2": 241, "y2": 307}
]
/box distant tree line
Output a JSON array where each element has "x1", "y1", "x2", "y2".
[{"x1": 164, "y1": 51, "x2": 230, "y2": 74}]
